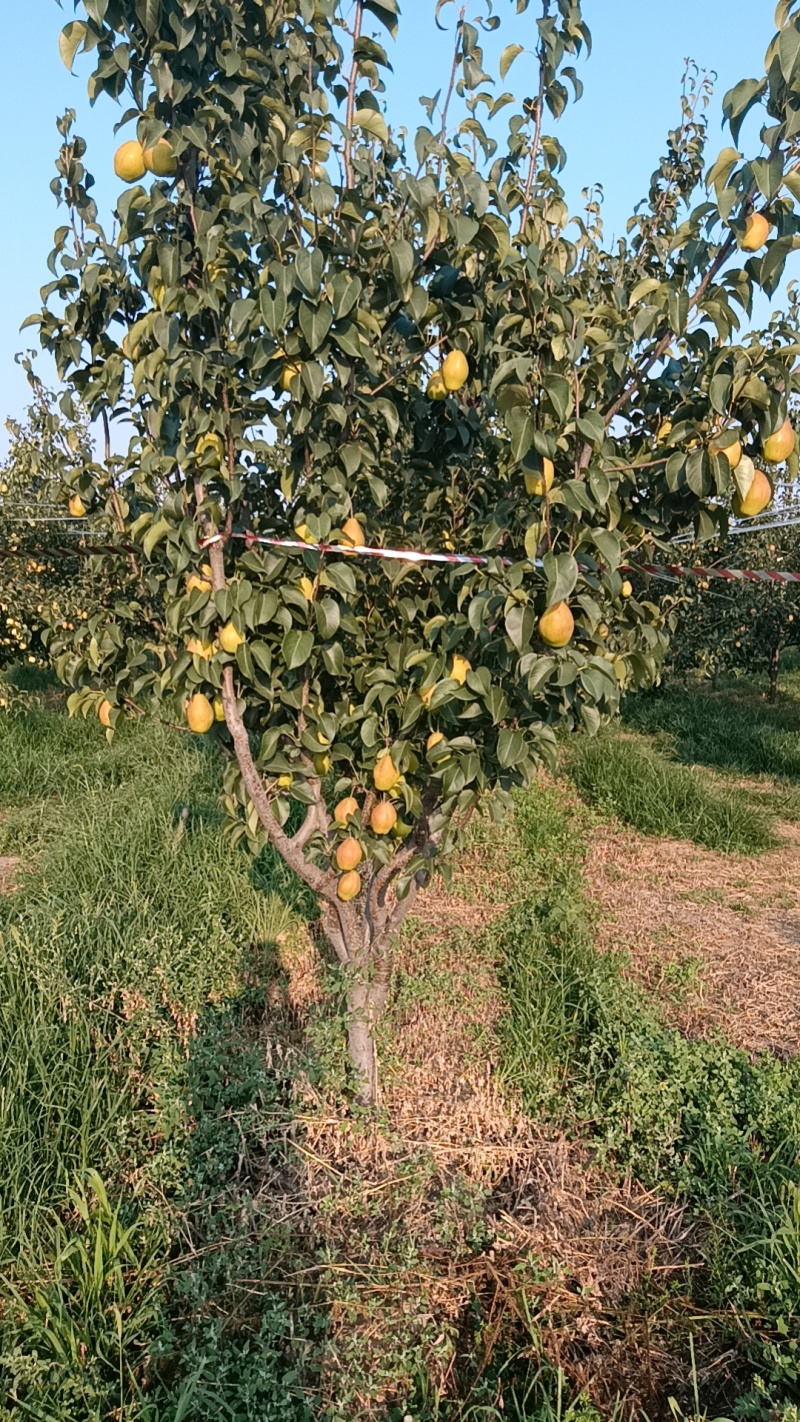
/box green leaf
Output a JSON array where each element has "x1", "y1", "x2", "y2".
[
  {"x1": 282, "y1": 630, "x2": 314, "y2": 670},
  {"x1": 505, "y1": 604, "x2": 535, "y2": 652},
  {"x1": 143, "y1": 517, "x2": 171, "y2": 559},
  {"x1": 706, "y1": 147, "x2": 741, "y2": 193},
  {"x1": 628, "y1": 277, "x2": 661, "y2": 308},
  {"x1": 354, "y1": 109, "x2": 389, "y2": 144},
  {"x1": 299, "y1": 300, "x2": 332, "y2": 353},
  {"x1": 499, "y1": 43, "x2": 524, "y2": 79},
  {"x1": 390, "y1": 239, "x2": 414, "y2": 288},
  {"x1": 543, "y1": 552, "x2": 578, "y2": 604},
  {"x1": 497, "y1": 728, "x2": 526, "y2": 768},
  {"x1": 722, "y1": 78, "x2": 766, "y2": 144},
  {"x1": 506, "y1": 407, "x2": 535, "y2": 462},
  {"x1": 591, "y1": 530, "x2": 622, "y2": 571},
  {"x1": 315, "y1": 598, "x2": 341, "y2": 639},
  {"x1": 59, "y1": 21, "x2": 87, "y2": 71}
]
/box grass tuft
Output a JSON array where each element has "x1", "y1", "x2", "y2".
[{"x1": 563, "y1": 727, "x2": 775, "y2": 852}]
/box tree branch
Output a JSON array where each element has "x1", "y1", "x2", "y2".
[
  {"x1": 519, "y1": 1, "x2": 550, "y2": 236},
  {"x1": 343, "y1": 0, "x2": 364, "y2": 190}
]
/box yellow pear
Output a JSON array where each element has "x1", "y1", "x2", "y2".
[
  {"x1": 186, "y1": 693, "x2": 214, "y2": 734},
  {"x1": 196, "y1": 432, "x2": 224, "y2": 461},
  {"x1": 186, "y1": 573, "x2": 213, "y2": 594},
  {"x1": 144, "y1": 137, "x2": 177, "y2": 176},
  {"x1": 370, "y1": 801, "x2": 397, "y2": 835},
  {"x1": 538, "y1": 602, "x2": 575, "y2": 648},
  {"x1": 281, "y1": 363, "x2": 301, "y2": 392},
  {"x1": 709, "y1": 431, "x2": 742, "y2": 469},
  {"x1": 213, "y1": 695, "x2": 226, "y2": 722},
  {"x1": 218, "y1": 622, "x2": 244, "y2": 654},
  {"x1": 620, "y1": 580, "x2": 633, "y2": 598},
  {"x1": 341, "y1": 516, "x2": 364, "y2": 546},
  {"x1": 299, "y1": 575, "x2": 315, "y2": 600},
  {"x1": 98, "y1": 699, "x2": 113, "y2": 728},
  {"x1": 733, "y1": 467, "x2": 772, "y2": 517},
  {"x1": 337, "y1": 870, "x2": 362, "y2": 902},
  {"x1": 334, "y1": 796, "x2": 359, "y2": 824},
  {"x1": 68, "y1": 494, "x2": 86, "y2": 518},
  {"x1": 763, "y1": 419, "x2": 795, "y2": 463},
  {"x1": 427, "y1": 371, "x2": 447, "y2": 400},
  {"x1": 114, "y1": 140, "x2": 146, "y2": 183},
  {"x1": 442, "y1": 350, "x2": 469, "y2": 392},
  {"x1": 373, "y1": 753, "x2": 399, "y2": 791},
  {"x1": 742, "y1": 212, "x2": 771, "y2": 252},
  {"x1": 525, "y1": 458, "x2": 555, "y2": 497},
  {"x1": 336, "y1": 837, "x2": 363, "y2": 871},
  {"x1": 277, "y1": 773, "x2": 293, "y2": 789}
]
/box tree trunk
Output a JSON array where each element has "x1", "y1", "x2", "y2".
[
  {"x1": 333, "y1": 914, "x2": 399, "y2": 1104},
  {"x1": 769, "y1": 644, "x2": 781, "y2": 704}
]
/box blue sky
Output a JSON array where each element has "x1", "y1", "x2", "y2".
[{"x1": 0, "y1": 1, "x2": 779, "y2": 456}]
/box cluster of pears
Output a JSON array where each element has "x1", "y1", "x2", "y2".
[
  {"x1": 711, "y1": 419, "x2": 795, "y2": 517},
  {"x1": 332, "y1": 767, "x2": 400, "y2": 901},
  {"x1": 426, "y1": 350, "x2": 469, "y2": 400},
  {"x1": 114, "y1": 136, "x2": 177, "y2": 182}
]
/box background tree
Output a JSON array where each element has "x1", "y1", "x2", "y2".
[
  {"x1": 667, "y1": 473, "x2": 800, "y2": 701},
  {"x1": 0, "y1": 377, "x2": 96, "y2": 671},
  {"x1": 27, "y1": 0, "x2": 800, "y2": 1099}
]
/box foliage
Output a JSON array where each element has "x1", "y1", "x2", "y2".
[
  {"x1": 666, "y1": 476, "x2": 800, "y2": 699},
  {"x1": 563, "y1": 725, "x2": 775, "y2": 852}
]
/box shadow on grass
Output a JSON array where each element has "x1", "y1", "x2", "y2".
[{"x1": 623, "y1": 677, "x2": 800, "y2": 783}]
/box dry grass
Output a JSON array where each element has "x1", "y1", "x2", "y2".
[
  {"x1": 271, "y1": 819, "x2": 717, "y2": 1419},
  {"x1": 586, "y1": 812, "x2": 800, "y2": 1059},
  {"x1": 0, "y1": 856, "x2": 20, "y2": 893}
]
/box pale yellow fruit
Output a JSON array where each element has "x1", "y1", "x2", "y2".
[
  {"x1": 742, "y1": 212, "x2": 771, "y2": 252},
  {"x1": 733, "y1": 467, "x2": 772, "y2": 517},
  {"x1": 334, "y1": 796, "x2": 358, "y2": 824},
  {"x1": 370, "y1": 801, "x2": 397, "y2": 835},
  {"x1": 656, "y1": 420, "x2": 673, "y2": 445},
  {"x1": 280, "y1": 363, "x2": 301, "y2": 392},
  {"x1": 196, "y1": 432, "x2": 225, "y2": 461},
  {"x1": 524, "y1": 458, "x2": 555, "y2": 497},
  {"x1": 620, "y1": 580, "x2": 633, "y2": 598},
  {"x1": 763, "y1": 419, "x2": 795, "y2": 463},
  {"x1": 213, "y1": 695, "x2": 226, "y2": 722},
  {"x1": 186, "y1": 573, "x2": 213, "y2": 594},
  {"x1": 218, "y1": 622, "x2": 244, "y2": 654},
  {"x1": 373, "y1": 753, "x2": 399, "y2": 792},
  {"x1": 709, "y1": 433, "x2": 742, "y2": 469},
  {"x1": 341, "y1": 516, "x2": 364, "y2": 546},
  {"x1": 427, "y1": 371, "x2": 447, "y2": 401},
  {"x1": 598, "y1": 623, "x2": 609, "y2": 639},
  {"x1": 420, "y1": 683, "x2": 436, "y2": 707},
  {"x1": 450, "y1": 654, "x2": 471, "y2": 686},
  {"x1": 144, "y1": 137, "x2": 177, "y2": 176},
  {"x1": 68, "y1": 494, "x2": 86, "y2": 518},
  {"x1": 337, "y1": 870, "x2": 362, "y2": 902},
  {"x1": 314, "y1": 753, "x2": 332, "y2": 776},
  {"x1": 98, "y1": 699, "x2": 113, "y2": 728},
  {"x1": 426, "y1": 731, "x2": 445, "y2": 751},
  {"x1": 336, "y1": 837, "x2": 363, "y2": 872},
  {"x1": 277, "y1": 773, "x2": 293, "y2": 789},
  {"x1": 295, "y1": 523, "x2": 314, "y2": 544},
  {"x1": 186, "y1": 693, "x2": 214, "y2": 734},
  {"x1": 538, "y1": 602, "x2": 575, "y2": 648},
  {"x1": 299, "y1": 575, "x2": 315, "y2": 600},
  {"x1": 114, "y1": 140, "x2": 146, "y2": 183},
  {"x1": 187, "y1": 637, "x2": 215, "y2": 659},
  {"x1": 442, "y1": 349, "x2": 469, "y2": 392}
]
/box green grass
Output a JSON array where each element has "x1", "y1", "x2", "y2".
[
  {"x1": 497, "y1": 781, "x2": 800, "y2": 1412},
  {"x1": 0, "y1": 696, "x2": 313, "y2": 1419},
  {"x1": 562, "y1": 726, "x2": 775, "y2": 852},
  {"x1": 623, "y1": 675, "x2": 800, "y2": 782}
]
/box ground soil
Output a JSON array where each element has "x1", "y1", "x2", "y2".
[
  {"x1": 274, "y1": 827, "x2": 728, "y2": 1419},
  {"x1": 586, "y1": 811, "x2": 800, "y2": 1059},
  {"x1": 0, "y1": 856, "x2": 19, "y2": 893}
]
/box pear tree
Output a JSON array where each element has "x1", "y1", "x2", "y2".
[{"x1": 30, "y1": 0, "x2": 800, "y2": 1098}]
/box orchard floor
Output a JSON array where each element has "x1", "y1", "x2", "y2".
[
  {"x1": 1, "y1": 667, "x2": 800, "y2": 1421},
  {"x1": 586, "y1": 810, "x2": 800, "y2": 1059}
]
